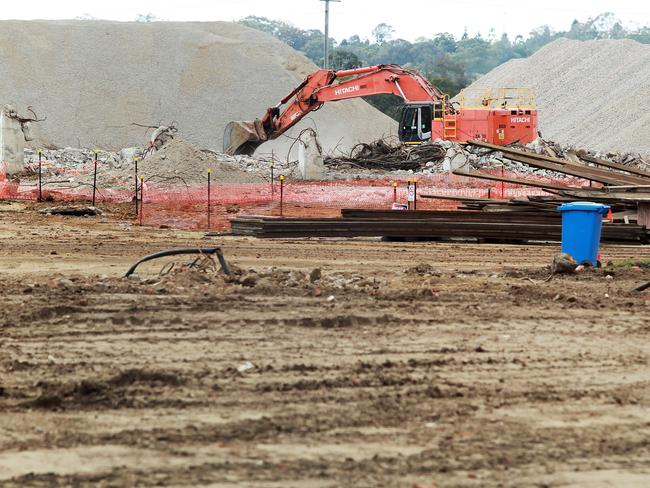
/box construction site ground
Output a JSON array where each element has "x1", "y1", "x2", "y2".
[{"x1": 2, "y1": 201, "x2": 650, "y2": 487}]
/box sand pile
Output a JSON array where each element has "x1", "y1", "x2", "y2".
[
  {"x1": 0, "y1": 20, "x2": 395, "y2": 156},
  {"x1": 462, "y1": 38, "x2": 650, "y2": 155}
]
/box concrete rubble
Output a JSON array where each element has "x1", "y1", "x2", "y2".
[
  {"x1": 1, "y1": 105, "x2": 43, "y2": 175},
  {"x1": 14, "y1": 127, "x2": 649, "y2": 189}
]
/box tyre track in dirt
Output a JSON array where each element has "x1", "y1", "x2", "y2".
[{"x1": 2, "y1": 205, "x2": 650, "y2": 486}]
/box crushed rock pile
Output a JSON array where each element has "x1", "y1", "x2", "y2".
[
  {"x1": 1, "y1": 20, "x2": 395, "y2": 156},
  {"x1": 138, "y1": 138, "x2": 264, "y2": 185},
  {"x1": 22, "y1": 139, "x2": 273, "y2": 188},
  {"x1": 462, "y1": 38, "x2": 650, "y2": 155}
]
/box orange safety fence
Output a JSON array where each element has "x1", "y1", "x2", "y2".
[{"x1": 0, "y1": 163, "x2": 590, "y2": 230}]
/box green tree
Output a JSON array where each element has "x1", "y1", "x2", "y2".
[
  {"x1": 330, "y1": 50, "x2": 362, "y2": 71},
  {"x1": 239, "y1": 13, "x2": 650, "y2": 120}
]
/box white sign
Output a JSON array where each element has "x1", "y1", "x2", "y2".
[{"x1": 407, "y1": 185, "x2": 416, "y2": 202}]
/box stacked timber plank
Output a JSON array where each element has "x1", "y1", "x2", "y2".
[
  {"x1": 230, "y1": 213, "x2": 648, "y2": 243},
  {"x1": 462, "y1": 141, "x2": 650, "y2": 207}
]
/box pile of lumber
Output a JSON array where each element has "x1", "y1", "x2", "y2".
[
  {"x1": 231, "y1": 141, "x2": 650, "y2": 243},
  {"x1": 456, "y1": 141, "x2": 650, "y2": 211},
  {"x1": 230, "y1": 211, "x2": 648, "y2": 243}
]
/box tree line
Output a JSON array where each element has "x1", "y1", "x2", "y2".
[{"x1": 240, "y1": 13, "x2": 649, "y2": 120}]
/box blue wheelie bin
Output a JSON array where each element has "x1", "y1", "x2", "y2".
[{"x1": 557, "y1": 202, "x2": 610, "y2": 266}]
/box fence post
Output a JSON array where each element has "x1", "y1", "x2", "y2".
[
  {"x1": 271, "y1": 163, "x2": 275, "y2": 198},
  {"x1": 279, "y1": 175, "x2": 284, "y2": 216},
  {"x1": 407, "y1": 178, "x2": 412, "y2": 210},
  {"x1": 500, "y1": 165, "x2": 505, "y2": 199},
  {"x1": 139, "y1": 175, "x2": 144, "y2": 226},
  {"x1": 134, "y1": 157, "x2": 139, "y2": 217},
  {"x1": 38, "y1": 150, "x2": 43, "y2": 202},
  {"x1": 392, "y1": 181, "x2": 397, "y2": 203},
  {"x1": 92, "y1": 150, "x2": 99, "y2": 207},
  {"x1": 413, "y1": 178, "x2": 418, "y2": 210},
  {"x1": 207, "y1": 167, "x2": 212, "y2": 229}
]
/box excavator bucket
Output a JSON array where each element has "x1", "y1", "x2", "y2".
[{"x1": 223, "y1": 119, "x2": 267, "y2": 156}]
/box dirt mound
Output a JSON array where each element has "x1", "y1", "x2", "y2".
[
  {"x1": 140, "y1": 138, "x2": 264, "y2": 184},
  {"x1": 462, "y1": 38, "x2": 650, "y2": 155},
  {"x1": 0, "y1": 20, "x2": 395, "y2": 156}
]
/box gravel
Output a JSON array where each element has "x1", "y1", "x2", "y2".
[
  {"x1": 0, "y1": 20, "x2": 395, "y2": 156},
  {"x1": 462, "y1": 38, "x2": 650, "y2": 156}
]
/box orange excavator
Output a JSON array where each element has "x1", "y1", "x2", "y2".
[{"x1": 224, "y1": 64, "x2": 538, "y2": 155}]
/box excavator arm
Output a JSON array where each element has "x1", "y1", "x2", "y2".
[{"x1": 223, "y1": 64, "x2": 444, "y2": 155}]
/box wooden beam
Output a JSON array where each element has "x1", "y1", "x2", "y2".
[
  {"x1": 549, "y1": 189, "x2": 650, "y2": 202},
  {"x1": 505, "y1": 153, "x2": 647, "y2": 186},
  {"x1": 418, "y1": 193, "x2": 502, "y2": 202},
  {"x1": 579, "y1": 154, "x2": 650, "y2": 179},
  {"x1": 468, "y1": 140, "x2": 650, "y2": 185},
  {"x1": 452, "y1": 169, "x2": 579, "y2": 191}
]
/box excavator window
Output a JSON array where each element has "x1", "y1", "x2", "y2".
[
  {"x1": 433, "y1": 101, "x2": 444, "y2": 120},
  {"x1": 399, "y1": 107, "x2": 418, "y2": 142},
  {"x1": 419, "y1": 105, "x2": 432, "y2": 140},
  {"x1": 399, "y1": 105, "x2": 432, "y2": 143}
]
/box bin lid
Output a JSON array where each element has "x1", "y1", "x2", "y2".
[{"x1": 557, "y1": 201, "x2": 610, "y2": 214}]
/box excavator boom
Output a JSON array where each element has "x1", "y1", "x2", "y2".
[{"x1": 224, "y1": 64, "x2": 443, "y2": 155}]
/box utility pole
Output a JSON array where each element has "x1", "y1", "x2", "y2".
[{"x1": 320, "y1": 0, "x2": 340, "y2": 70}]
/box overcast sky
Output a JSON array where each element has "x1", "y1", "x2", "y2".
[{"x1": 1, "y1": 1, "x2": 648, "y2": 41}]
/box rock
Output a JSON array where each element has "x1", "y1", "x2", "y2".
[
  {"x1": 409, "y1": 263, "x2": 435, "y2": 275},
  {"x1": 450, "y1": 152, "x2": 468, "y2": 170},
  {"x1": 119, "y1": 147, "x2": 141, "y2": 163},
  {"x1": 309, "y1": 268, "x2": 322, "y2": 283},
  {"x1": 240, "y1": 273, "x2": 258, "y2": 287},
  {"x1": 236, "y1": 361, "x2": 254, "y2": 373},
  {"x1": 40, "y1": 206, "x2": 102, "y2": 216},
  {"x1": 551, "y1": 253, "x2": 577, "y2": 274}
]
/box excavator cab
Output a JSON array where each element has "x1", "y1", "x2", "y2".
[{"x1": 399, "y1": 104, "x2": 432, "y2": 144}]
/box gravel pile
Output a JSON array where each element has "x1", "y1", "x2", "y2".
[
  {"x1": 462, "y1": 38, "x2": 650, "y2": 156},
  {"x1": 0, "y1": 20, "x2": 395, "y2": 156},
  {"x1": 23, "y1": 139, "x2": 270, "y2": 188},
  {"x1": 139, "y1": 138, "x2": 265, "y2": 185}
]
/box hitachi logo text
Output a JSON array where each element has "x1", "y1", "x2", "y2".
[
  {"x1": 511, "y1": 117, "x2": 530, "y2": 123},
  {"x1": 335, "y1": 85, "x2": 361, "y2": 96}
]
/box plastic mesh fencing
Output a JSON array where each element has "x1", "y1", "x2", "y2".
[{"x1": 1, "y1": 163, "x2": 591, "y2": 230}]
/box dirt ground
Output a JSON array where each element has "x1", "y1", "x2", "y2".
[{"x1": 2, "y1": 201, "x2": 650, "y2": 487}]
